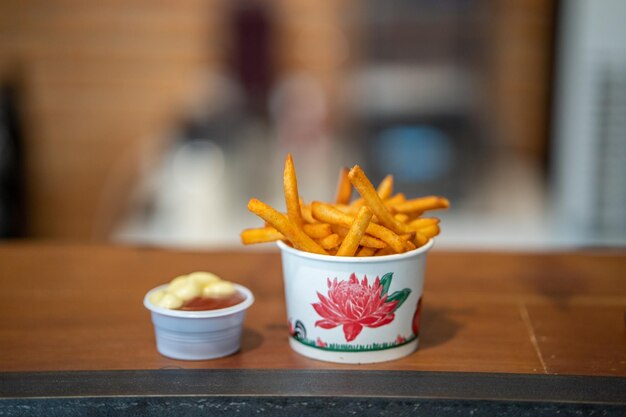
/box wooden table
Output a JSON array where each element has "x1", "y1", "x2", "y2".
[{"x1": 1, "y1": 243, "x2": 625, "y2": 416}]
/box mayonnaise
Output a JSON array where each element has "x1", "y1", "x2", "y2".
[{"x1": 149, "y1": 272, "x2": 236, "y2": 310}]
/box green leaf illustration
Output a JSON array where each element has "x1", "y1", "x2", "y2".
[
  {"x1": 387, "y1": 288, "x2": 411, "y2": 311},
  {"x1": 379, "y1": 272, "x2": 393, "y2": 298}
]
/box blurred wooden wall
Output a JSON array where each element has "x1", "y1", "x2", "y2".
[
  {"x1": 0, "y1": 0, "x2": 223, "y2": 239},
  {"x1": 487, "y1": 0, "x2": 556, "y2": 160},
  {"x1": 0, "y1": 0, "x2": 552, "y2": 240},
  {"x1": 0, "y1": 0, "x2": 352, "y2": 241}
]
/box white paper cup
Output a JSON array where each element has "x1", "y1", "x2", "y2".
[
  {"x1": 278, "y1": 239, "x2": 433, "y2": 364},
  {"x1": 144, "y1": 284, "x2": 254, "y2": 360}
]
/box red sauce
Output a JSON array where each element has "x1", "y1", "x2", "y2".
[{"x1": 179, "y1": 291, "x2": 246, "y2": 311}]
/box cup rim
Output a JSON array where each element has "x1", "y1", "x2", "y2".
[
  {"x1": 144, "y1": 283, "x2": 254, "y2": 318},
  {"x1": 276, "y1": 238, "x2": 434, "y2": 263}
]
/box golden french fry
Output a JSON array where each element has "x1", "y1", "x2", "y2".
[
  {"x1": 348, "y1": 198, "x2": 365, "y2": 212},
  {"x1": 333, "y1": 204, "x2": 352, "y2": 214},
  {"x1": 384, "y1": 192, "x2": 406, "y2": 206},
  {"x1": 376, "y1": 174, "x2": 394, "y2": 200},
  {"x1": 337, "y1": 206, "x2": 373, "y2": 257},
  {"x1": 303, "y1": 223, "x2": 332, "y2": 239},
  {"x1": 391, "y1": 196, "x2": 450, "y2": 214},
  {"x1": 408, "y1": 217, "x2": 440, "y2": 230},
  {"x1": 334, "y1": 167, "x2": 352, "y2": 205},
  {"x1": 415, "y1": 231, "x2": 429, "y2": 247},
  {"x1": 243, "y1": 154, "x2": 448, "y2": 256},
  {"x1": 357, "y1": 246, "x2": 376, "y2": 257},
  {"x1": 300, "y1": 203, "x2": 317, "y2": 224},
  {"x1": 348, "y1": 165, "x2": 412, "y2": 235},
  {"x1": 312, "y1": 202, "x2": 405, "y2": 253},
  {"x1": 315, "y1": 233, "x2": 342, "y2": 250},
  {"x1": 349, "y1": 176, "x2": 395, "y2": 210},
  {"x1": 247, "y1": 198, "x2": 327, "y2": 255},
  {"x1": 311, "y1": 202, "x2": 348, "y2": 225},
  {"x1": 240, "y1": 227, "x2": 284, "y2": 244},
  {"x1": 284, "y1": 154, "x2": 304, "y2": 227},
  {"x1": 419, "y1": 224, "x2": 441, "y2": 239},
  {"x1": 332, "y1": 225, "x2": 387, "y2": 249},
  {"x1": 400, "y1": 233, "x2": 418, "y2": 251},
  {"x1": 407, "y1": 213, "x2": 425, "y2": 222},
  {"x1": 375, "y1": 246, "x2": 395, "y2": 256},
  {"x1": 394, "y1": 213, "x2": 409, "y2": 223}
]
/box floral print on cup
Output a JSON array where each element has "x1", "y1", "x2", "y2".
[{"x1": 312, "y1": 272, "x2": 411, "y2": 343}]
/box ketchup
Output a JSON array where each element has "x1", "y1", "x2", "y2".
[{"x1": 179, "y1": 291, "x2": 246, "y2": 311}]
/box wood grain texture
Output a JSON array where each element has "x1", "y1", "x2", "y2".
[{"x1": 0, "y1": 243, "x2": 624, "y2": 376}]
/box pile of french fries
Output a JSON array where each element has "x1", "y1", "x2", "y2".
[{"x1": 241, "y1": 154, "x2": 449, "y2": 257}]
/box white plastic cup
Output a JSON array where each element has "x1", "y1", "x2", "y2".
[
  {"x1": 278, "y1": 239, "x2": 433, "y2": 364},
  {"x1": 144, "y1": 284, "x2": 254, "y2": 360}
]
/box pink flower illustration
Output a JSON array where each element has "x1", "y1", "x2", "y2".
[
  {"x1": 396, "y1": 335, "x2": 406, "y2": 344},
  {"x1": 316, "y1": 337, "x2": 327, "y2": 348},
  {"x1": 312, "y1": 273, "x2": 399, "y2": 342},
  {"x1": 412, "y1": 297, "x2": 422, "y2": 337}
]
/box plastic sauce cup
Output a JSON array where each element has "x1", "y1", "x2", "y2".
[{"x1": 144, "y1": 284, "x2": 254, "y2": 360}]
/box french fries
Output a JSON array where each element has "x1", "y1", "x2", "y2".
[
  {"x1": 242, "y1": 154, "x2": 449, "y2": 256},
  {"x1": 408, "y1": 217, "x2": 440, "y2": 230},
  {"x1": 336, "y1": 206, "x2": 373, "y2": 256},
  {"x1": 302, "y1": 223, "x2": 332, "y2": 239},
  {"x1": 315, "y1": 233, "x2": 342, "y2": 250},
  {"x1": 300, "y1": 203, "x2": 317, "y2": 224},
  {"x1": 332, "y1": 225, "x2": 386, "y2": 249},
  {"x1": 240, "y1": 226, "x2": 284, "y2": 244},
  {"x1": 348, "y1": 165, "x2": 412, "y2": 235},
  {"x1": 334, "y1": 167, "x2": 352, "y2": 205},
  {"x1": 390, "y1": 196, "x2": 450, "y2": 214},
  {"x1": 311, "y1": 201, "x2": 406, "y2": 253},
  {"x1": 376, "y1": 174, "x2": 394, "y2": 200},
  {"x1": 283, "y1": 154, "x2": 304, "y2": 228},
  {"x1": 348, "y1": 176, "x2": 393, "y2": 213},
  {"x1": 247, "y1": 198, "x2": 327, "y2": 255},
  {"x1": 356, "y1": 246, "x2": 377, "y2": 257}
]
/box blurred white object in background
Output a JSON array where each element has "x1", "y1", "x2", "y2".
[
  {"x1": 552, "y1": 0, "x2": 626, "y2": 246},
  {"x1": 156, "y1": 139, "x2": 227, "y2": 244}
]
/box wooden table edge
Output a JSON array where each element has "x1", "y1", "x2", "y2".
[{"x1": 1, "y1": 369, "x2": 625, "y2": 405}]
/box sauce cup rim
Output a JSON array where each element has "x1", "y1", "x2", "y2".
[{"x1": 143, "y1": 283, "x2": 254, "y2": 318}]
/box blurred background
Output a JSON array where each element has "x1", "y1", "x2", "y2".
[{"x1": 0, "y1": 0, "x2": 624, "y2": 249}]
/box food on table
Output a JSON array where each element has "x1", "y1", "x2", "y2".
[
  {"x1": 241, "y1": 154, "x2": 449, "y2": 256},
  {"x1": 149, "y1": 271, "x2": 245, "y2": 311}
]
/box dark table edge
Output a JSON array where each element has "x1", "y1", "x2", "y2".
[{"x1": 1, "y1": 369, "x2": 625, "y2": 405}]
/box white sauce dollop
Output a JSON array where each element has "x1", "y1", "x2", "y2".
[{"x1": 149, "y1": 271, "x2": 236, "y2": 309}]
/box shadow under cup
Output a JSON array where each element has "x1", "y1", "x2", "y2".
[{"x1": 277, "y1": 239, "x2": 433, "y2": 364}]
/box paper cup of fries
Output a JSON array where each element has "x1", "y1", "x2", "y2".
[
  {"x1": 242, "y1": 154, "x2": 448, "y2": 363},
  {"x1": 278, "y1": 239, "x2": 432, "y2": 364}
]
